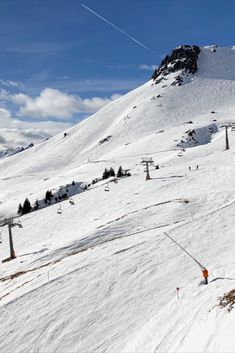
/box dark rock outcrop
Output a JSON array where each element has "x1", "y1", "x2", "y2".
[{"x1": 152, "y1": 45, "x2": 201, "y2": 84}]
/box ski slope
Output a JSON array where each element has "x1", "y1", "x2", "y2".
[{"x1": 0, "y1": 46, "x2": 235, "y2": 352}]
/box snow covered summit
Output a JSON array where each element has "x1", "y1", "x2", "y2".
[{"x1": 0, "y1": 45, "x2": 235, "y2": 353}]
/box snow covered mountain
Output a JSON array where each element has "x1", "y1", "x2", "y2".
[
  {"x1": 0, "y1": 45, "x2": 235, "y2": 352},
  {"x1": 0, "y1": 142, "x2": 34, "y2": 159}
]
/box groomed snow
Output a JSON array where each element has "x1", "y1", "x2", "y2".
[{"x1": 0, "y1": 46, "x2": 235, "y2": 352}]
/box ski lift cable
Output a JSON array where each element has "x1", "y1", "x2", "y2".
[
  {"x1": 164, "y1": 232, "x2": 206, "y2": 270},
  {"x1": 90, "y1": 148, "x2": 176, "y2": 163}
]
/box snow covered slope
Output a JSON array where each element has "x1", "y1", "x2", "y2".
[{"x1": 0, "y1": 45, "x2": 235, "y2": 352}]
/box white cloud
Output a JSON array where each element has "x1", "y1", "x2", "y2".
[
  {"x1": 139, "y1": 64, "x2": 158, "y2": 71},
  {"x1": 1, "y1": 88, "x2": 122, "y2": 119},
  {"x1": 6, "y1": 41, "x2": 73, "y2": 55},
  {"x1": 0, "y1": 79, "x2": 22, "y2": 87},
  {"x1": 0, "y1": 105, "x2": 71, "y2": 148},
  {"x1": 0, "y1": 119, "x2": 71, "y2": 149},
  {"x1": 18, "y1": 89, "x2": 79, "y2": 118},
  {"x1": 76, "y1": 93, "x2": 122, "y2": 114},
  {"x1": 0, "y1": 107, "x2": 12, "y2": 127},
  {"x1": 0, "y1": 88, "x2": 123, "y2": 148}
]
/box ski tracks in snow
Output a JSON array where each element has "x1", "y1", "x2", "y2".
[{"x1": 122, "y1": 284, "x2": 223, "y2": 353}]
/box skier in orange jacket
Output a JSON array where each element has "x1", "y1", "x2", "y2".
[{"x1": 202, "y1": 268, "x2": 209, "y2": 284}]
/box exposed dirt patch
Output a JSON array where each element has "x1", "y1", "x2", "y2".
[{"x1": 218, "y1": 289, "x2": 235, "y2": 312}]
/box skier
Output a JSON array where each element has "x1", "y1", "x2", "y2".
[{"x1": 202, "y1": 268, "x2": 209, "y2": 284}]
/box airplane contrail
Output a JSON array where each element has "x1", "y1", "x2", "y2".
[{"x1": 81, "y1": 3, "x2": 158, "y2": 56}]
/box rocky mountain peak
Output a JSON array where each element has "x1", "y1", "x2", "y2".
[{"x1": 152, "y1": 45, "x2": 201, "y2": 84}]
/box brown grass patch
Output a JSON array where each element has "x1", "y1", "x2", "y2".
[{"x1": 218, "y1": 289, "x2": 235, "y2": 312}]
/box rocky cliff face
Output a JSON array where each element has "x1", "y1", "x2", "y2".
[{"x1": 152, "y1": 45, "x2": 201, "y2": 85}]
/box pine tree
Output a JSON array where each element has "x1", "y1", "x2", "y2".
[
  {"x1": 18, "y1": 203, "x2": 23, "y2": 214},
  {"x1": 102, "y1": 168, "x2": 110, "y2": 179},
  {"x1": 22, "y1": 198, "x2": 31, "y2": 214},
  {"x1": 34, "y1": 199, "x2": 39, "y2": 210},
  {"x1": 45, "y1": 190, "x2": 52, "y2": 202},
  {"x1": 110, "y1": 167, "x2": 115, "y2": 177},
  {"x1": 117, "y1": 166, "x2": 124, "y2": 178}
]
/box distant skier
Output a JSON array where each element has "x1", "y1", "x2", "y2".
[{"x1": 202, "y1": 268, "x2": 209, "y2": 285}]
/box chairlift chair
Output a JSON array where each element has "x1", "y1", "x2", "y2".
[
  {"x1": 104, "y1": 184, "x2": 110, "y2": 192},
  {"x1": 69, "y1": 198, "x2": 75, "y2": 205},
  {"x1": 57, "y1": 205, "x2": 62, "y2": 214}
]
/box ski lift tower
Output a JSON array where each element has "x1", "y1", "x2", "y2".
[
  {"x1": 220, "y1": 122, "x2": 233, "y2": 150},
  {"x1": 0, "y1": 217, "x2": 22, "y2": 262},
  {"x1": 141, "y1": 157, "x2": 154, "y2": 180}
]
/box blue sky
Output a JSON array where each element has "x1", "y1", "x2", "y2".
[{"x1": 0, "y1": 0, "x2": 235, "y2": 146}]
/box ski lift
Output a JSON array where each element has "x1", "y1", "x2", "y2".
[
  {"x1": 69, "y1": 198, "x2": 75, "y2": 205},
  {"x1": 104, "y1": 184, "x2": 110, "y2": 192},
  {"x1": 57, "y1": 205, "x2": 62, "y2": 214}
]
